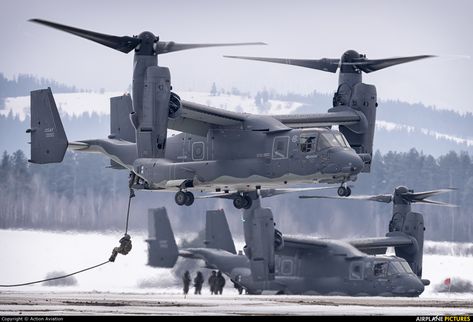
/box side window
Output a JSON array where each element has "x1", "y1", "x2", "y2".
[
  {"x1": 300, "y1": 135, "x2": 317, "y2": 153},
  {"x1": 192, "y1": 142, "x2": 205, "y2": 161},
  {"x1": 281, "y1": 259, "x2": 293, "y2": 275},
  {"x1": 272, "y1": 137, "x2": 289, "y2": 159},
  {"x1": 349, "y1": 261, "x2": 364, "y2": 280}
]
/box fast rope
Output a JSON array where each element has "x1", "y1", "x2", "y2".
[{"x1": 0, "y1": 187, "x2": 136, "y2": 288}]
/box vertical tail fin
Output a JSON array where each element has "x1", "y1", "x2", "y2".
[
  {"x1": 204, "y1": 209, "x2": 236, "y2": 254},
  {"x1": 28, "y1": 88, "x2": 68, "y2": 164},
  {"x1": 109, "y1": 94, "x2": 135, "y2": 142},
  {"x1": 146, "y1": 207, "x2": 179, "y2": 268}
]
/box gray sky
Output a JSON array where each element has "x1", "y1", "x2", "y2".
[{"x1": 1, "y1": 0, "x2": 472, "y2": 112}]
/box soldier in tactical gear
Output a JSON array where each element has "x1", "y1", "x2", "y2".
[
  {"x1": 109, "y1": 234, "x2": 132, "y2": 262},
  {"x1": 208, "y1": 270, "x2": 217, "y2": 295},
  {"x1": 193, "y1": 271, "x2": 204, "y2": 295},
  {"x1": 183, "y1": 270, "x2": 191, "y2": 296},
  {"x1": 216, "y1": 270, "x2": 226, "y2": 295}
]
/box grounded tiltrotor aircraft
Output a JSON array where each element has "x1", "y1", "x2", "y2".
[
  {"x1": 146, "y1": 203, "x2": 429, "y2": 297},
  {"x1": 27, "y1": 19, "x2": 433, "y2": 209}
]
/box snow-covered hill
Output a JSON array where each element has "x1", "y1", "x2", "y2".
[{"x1": 1, "y1": 91, "x2": 473, "y2": 155}]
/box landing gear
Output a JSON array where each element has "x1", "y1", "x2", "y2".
[
  {"x1": 175, "y1": 191, "x2": 194, "y2": 206},
  {"x1": 337, "y1": 185, "x2": 351, "y2": 197},
  {"x1": 233, "y1": 195, "x2": 253, "y2": 209}
]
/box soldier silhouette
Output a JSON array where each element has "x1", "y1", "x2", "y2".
[
  {"x1": 183, "y1": 270, "x2": 191, "y2": 296},
  {"x1": 216, "y1": 271, "x2": 226, "y2": 295},
  {"x1": 208, "y1": 271, "x2": 217, "y2": 295},
  {"x1": 193, "y1": 271, "x2": 204, "y2": 295}
]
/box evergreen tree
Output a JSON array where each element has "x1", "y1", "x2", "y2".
[{"x1": 210, "y1": 82, "x2": 218, "y2": 96}]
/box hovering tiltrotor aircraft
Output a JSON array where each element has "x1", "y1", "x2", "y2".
[
  {"x1": 27, "y1": 19, "x2": 433, "y2": 209},
  {"x1": 146, "y1": 195, "x2": 434, "y2": 296}
]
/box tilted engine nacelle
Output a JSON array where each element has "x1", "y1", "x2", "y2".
[{"x1": 330, "y1": 82, "x2": 377, "y2": 172}]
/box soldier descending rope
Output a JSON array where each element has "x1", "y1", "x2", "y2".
[{"x1": 109, "y1": 234, "x2": 132, "y2": 262}]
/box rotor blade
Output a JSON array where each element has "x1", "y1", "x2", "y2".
[
  {"x1": 346, "y1": 55, "x2": 435, "y2": 73},
  {"x1": 224, "y1": 55, "x2": 340, "y2": 73},
  {"x1": 413, "y1": 199, "x2": 458, "y2": 208},
  {"x1": 402, "y1": 188, "x2": 456, "y2": 202},
  {"x1": 299, "y1": 194, "x2": 393, "y2": 203},
  {"x1": 29, "y1": 19, "x2": 141, "y2": 53},
  {"x1": 157, "y1": 42, "x2": 266, "y2": 54}
]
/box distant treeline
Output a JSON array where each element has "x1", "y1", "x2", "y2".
[
  {"x1": 0, "y1": 149, "x2": 472, "y2": 243},
  {"x1": 0, "y1": 73, "x2": 80, "y2": 108}
]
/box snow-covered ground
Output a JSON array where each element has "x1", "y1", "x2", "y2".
[{"x1": 0, "y1": 229, "x2": 472, "y2": 300}]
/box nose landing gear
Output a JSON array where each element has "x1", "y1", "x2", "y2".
[{"x1": 337, "y1": 184, "x2": 352, "y2": 197}]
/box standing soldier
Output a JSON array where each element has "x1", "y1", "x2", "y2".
[
  {"x1": 233, "y1": 280, "x2": 244, "y2": 295},
  {"x1": 208, "y1": 271, "x2": 217, "y2": 295},
  {"x1": 182, "y1": 270, "x2": 191, "y2": 296},
  {"x1": 193, "y1": 271, "x2": 204, "y2": 295},
  {"x1": 216, "y1": 271, "x2": 226, "y2": 295}
]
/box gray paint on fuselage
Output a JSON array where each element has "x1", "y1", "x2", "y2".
[
  {"x1": 135, "y1": 127, "x2": 362, "y2": 190},
  {"x1": 188, "y1": 240, "x2": 424, "y2": 296}
]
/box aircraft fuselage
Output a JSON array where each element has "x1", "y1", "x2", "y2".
[{"x1": 132, "y1": 127, "x2": 363, "y2": 192}]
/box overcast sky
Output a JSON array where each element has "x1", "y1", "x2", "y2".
[{"x1": 1, "y1": 0, "x2": 472, "y2": 112}]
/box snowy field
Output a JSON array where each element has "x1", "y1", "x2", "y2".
[
  {"x1": 0, "y1": 229, "x2": 472, "y2": 315},
  {"x1": 0, "y1": 229, "x2": 472, "y2": 298}
]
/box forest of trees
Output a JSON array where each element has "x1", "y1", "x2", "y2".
[
  {"x1": 0, "y1": 73, "x2": 80, "y2": 108},
  {"x1": 0, "y1": 148, "x2": 472, "y2": 243}
]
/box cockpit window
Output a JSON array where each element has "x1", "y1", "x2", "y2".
[
  {"x1": 317, "y1": 132, "x2": 345, "y2": 151},
  {"x1": 300, "y1": 134, "x2": 317, "y2": 153},
  {"x1": 373, "y1": 262, "x2": 388, "y2": 277},
  {"x1": 388, "y1": 261, "x2": 404, "y2": 275},
  {"x1": 316, "y1": 133, "x2": 332, "y2": 151},
  {"x1": 400, "y1": 261, "x2": 414, "y2": 274},
  {"x1": 334, "y1": 132, "x2": 350, "y2": 147}
]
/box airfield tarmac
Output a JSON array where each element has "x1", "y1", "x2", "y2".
[{"x1": 1, "y1": 292, "x2": 473, "y2": 316}]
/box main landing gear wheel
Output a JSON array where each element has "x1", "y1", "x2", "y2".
[
  {"x1": 175, "y1": 191, "x2": 195, "y2": 206},
  {"x1": 233, "y1": 195, "x2": 253, "y2": 209},
  {"x1": 184, "y1": 191, "x2": 194, "y2": 206},
  {"x1": 337, "y1": 186, "x2": 352, "y2": 197}
]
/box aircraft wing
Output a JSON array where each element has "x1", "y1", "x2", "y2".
[
  {"x1": 168, "y1": 100, "x2": 246, "y2": 136},
  {"x1": 282, "y1": 236, "x2": 329, "y2": 249},
  {"x1": 195, "y1": 186, "x2": 339, "y2": 200},
  {"x1": 281, "y1": 236, "x2": 366, "y2": 258},
  {"x1": 272, "y1": 111, "x2": 361, "y2": 128},
  {"x1": 347, "y1": 233, "x2": 414, "y2": 255}
]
